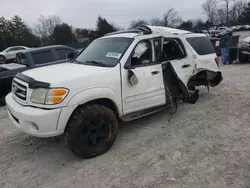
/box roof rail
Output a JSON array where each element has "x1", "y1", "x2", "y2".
[
  {"x1": 104, "y1": 29, "x2": 141, "y2": 36},
  {"x1": 105, "y1": 26, "x2": 152, "y2": 36}
]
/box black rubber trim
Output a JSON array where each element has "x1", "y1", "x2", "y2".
[{"x1": 15, "y1": 73, "x2": 50, "y2": 89}]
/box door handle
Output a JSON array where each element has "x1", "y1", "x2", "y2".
[
  {"x1": 151, "y1": 71, "x2": 160, "y2": 75},
  {"x1": 182, "y1": 64, "x2": 191, "y2": 69}
]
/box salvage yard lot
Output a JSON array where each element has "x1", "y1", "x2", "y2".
[{"x1": 1, "y1": 64, "x2": 250, "y2": 188}]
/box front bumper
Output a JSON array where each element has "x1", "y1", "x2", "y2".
[{"x1": 6, "y1": 93, "x2": 64, "y2": 137}]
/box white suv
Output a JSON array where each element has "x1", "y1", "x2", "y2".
[{"x1": 6, "y1": 26, "x2": 223, "y2": 158}]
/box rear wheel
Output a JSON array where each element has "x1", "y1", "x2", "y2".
[
  {"x1": 187, "y1": 89, "x2": 199, "y2": 104},
  {"x1": 238, "y1": 53, "x2": 249, "y2": 63},
  {"x1": 65, "y1": 104, "x2": 118, "y2": 159}
]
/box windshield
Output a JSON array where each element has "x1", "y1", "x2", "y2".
[{"x1": 73, "y1": 37, "x2": 133, "y2": 67}]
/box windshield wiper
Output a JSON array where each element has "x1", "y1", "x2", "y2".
[
  {"x1": 84, "y1": 61, "x2": 109, "y2": 67},
  {"x1": 72, "y1": 59, "x2": 83, "y2": 64}
]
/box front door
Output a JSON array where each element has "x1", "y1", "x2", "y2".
[
  {"x1": 161, "y1": 38, "x2": 195, "y2": 86},
  {"x1": 122, "y1": 39, "x2": 166, "y2": 115}
]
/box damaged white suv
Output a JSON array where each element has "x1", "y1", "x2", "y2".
[{"x1": 6, "y1": 26, "x2": 222, "y2": 158}]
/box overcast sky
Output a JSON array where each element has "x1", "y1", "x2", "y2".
[{"x1": 1, "y1": 0, "x2": 205, "y2": 29}]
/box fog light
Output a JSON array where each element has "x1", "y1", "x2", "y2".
[{"x1": 30, "y1": 123, "x2": 39, "y2": 131}]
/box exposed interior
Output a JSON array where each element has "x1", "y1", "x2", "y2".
[
  {"x1": 160, "y1": 39, "x2": 189, "y2": 99},
  {"x1": 128, "y1": 37, "x2": 189, "y2": 101}
]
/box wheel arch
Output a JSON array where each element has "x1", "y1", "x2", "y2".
[
  {"x1": 67, "y1": 87, "x2": 122, "y2": 116},
  {"x1": 57, "y1": 86, "x2": 122, "y2": 131}
]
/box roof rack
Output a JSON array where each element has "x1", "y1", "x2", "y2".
[{"x1": 105, "y1": 26, "x2": 152, "y2": 36}]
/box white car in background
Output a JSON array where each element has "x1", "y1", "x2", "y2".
[{"x1": 0, "y1": 46, "x2": 30, "y2": 64}]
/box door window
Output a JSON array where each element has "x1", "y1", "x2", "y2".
[
  {"x1": 131, "y1": 40, "x2": 152, "y2": 67},
  {"x1": 186, "y1": 37, "x2": 214, "y2": 55},
  {"x1": 161, "y1": 39, "x2": 186, "y2": 61},
  {"x1": 6, "y1": 47, "x2": 25, "y2": 52},
  {"x1": 56, "y1": 48, "x2": 74, "y2": 60},
  {"x1": 153, "y1": 38, "x2": 162, "y2": 62},
  {"x1": 32, "y1": 50, "x2": 55, "y2": 65}
]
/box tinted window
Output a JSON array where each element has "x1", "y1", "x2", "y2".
[
  {"x1": 73, "y1": 37, "x2": 133, "y2": 67},
  {"x1": 56, "y1": 48, "x2": 74, "y2": 60},
  {"x1": 131, "y1": 40, "x2": 152, "y2": 67},
  {"x1": 186, "y1": 37, "x2": 215, "y2": 55},
  {"x1": 32, "y1": 50, "x2": 55, "y2": 65}
]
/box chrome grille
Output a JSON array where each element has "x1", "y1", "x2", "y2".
[{"x1": 12, "y1": 80, "x2": 27, "y2": 101}]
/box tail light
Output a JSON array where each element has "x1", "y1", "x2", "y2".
[{"x1": 215, "y1": 57, "x2": 220, "y2": 67}]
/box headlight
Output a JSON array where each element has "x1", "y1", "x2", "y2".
[{"x1": 31, "y1": 88, "x2": 69, "y2": 105}]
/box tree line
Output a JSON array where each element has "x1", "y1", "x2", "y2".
[
  {"x1": 202, "y1": 0, "x2": 249, "y2": 27},
  {"x1": 1, "y1": 0, "x2": 250, "y2": 51}
]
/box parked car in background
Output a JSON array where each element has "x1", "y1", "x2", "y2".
[
  {"x1": 5, "y1": 25, "x2": 223, "y2": 158},
  {"x1": 238, "y1": 36, "x2": 250, "y2": 63},
  {"x1": 218, "y1": 27, "x2": 230, "y2": 31},
  {"x1": 0, "y1": 46, "x2": 30, "y2": 64},
  {"x1": 243, "y1": 25, "x2": 250, "y2": 30},
  {"x1": 230, "y1": 26, "x2": 237, "y2": 31},
  {"x1": 210, "y1": 27, "x2": 233, "y2": 38},
  {"x1": 0, "y1": 45, "x2": 77, "y2": 100}
]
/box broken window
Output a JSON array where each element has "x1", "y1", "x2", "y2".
[
  {"x1": 131, "y1": 40, "x2": 152, "y2": 67},
  {"x1": 161, "y1": 39, "x2": 186, "y2": 61},
  {"x1": 153, "y1": 38, "x2": 162, "y2": 62}
]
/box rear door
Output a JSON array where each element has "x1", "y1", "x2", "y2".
[
  {"x1": 161, "y1": 38, "x2": 195, "y2": 86},
  {"x1": 186, "y1": 36, "x2": 218, "y2": 71}
]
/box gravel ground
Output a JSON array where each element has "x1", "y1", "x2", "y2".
[{"x1": 1, "y1": 64, "x2": 250, "y2": 188}]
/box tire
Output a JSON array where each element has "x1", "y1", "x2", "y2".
[
  {"x1": 65, "y1": 104, "x2": 118, "y2": 159},
  {"x1": 0, "y1": 55, "x2": 6, "y2": 64},
  {"x1": 186, "y1": 89, "x2": 199, "y2": 104},
  {"x1": 238, "y1": 53, "x2": 249, "y2": 63},
  {"x1": 0, "y1": 96, "x2": 5, "y2": 106}
]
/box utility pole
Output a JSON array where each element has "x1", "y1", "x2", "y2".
[{"x1": 222, "y1": 0, "x2": 230, "y2": 26}]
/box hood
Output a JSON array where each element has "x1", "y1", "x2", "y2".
[{"x1": 22, "y1": 63, "x2": 110, "y2": 85}]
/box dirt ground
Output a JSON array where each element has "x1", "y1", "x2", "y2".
[{"x1": 1, "y1": 64, "x2": 250, "y2": 188}]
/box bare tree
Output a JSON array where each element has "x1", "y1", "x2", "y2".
[
  {"x1": 34, "y1": 15, "x2": 61, "y2": 44},
  {"x1": 129, "y1": 19, "x2": 149, "y2": 29},
  {"x1": 231, "y1": 0, "x2": 247, "y2": 21},
  {"x1": 202, "y1": 0, "x2": 218, "y2": 25},
  {"x1": 217, "y1": 8, "x2": 227, "y2": 24},
  {"x1": 150, "y1": 17, "x2": 164, "y2": 26},
  {"x1": 162, "y1": 8, "x2": 182, "y2": 27}
]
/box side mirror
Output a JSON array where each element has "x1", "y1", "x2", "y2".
[
  {"x1": 128, "y1": 70, "x2": 138, "y2": 85},
  {"x1": 67, "y1": 51, "x2": 78, "y2": 60}
]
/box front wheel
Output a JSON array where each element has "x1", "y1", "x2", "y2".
[
  {"x1": 184, "y1": 89, "x2": 199, "y2": 104},
  {"x1": 65, "y1": 104, "x2": 118, "y2": 159}
]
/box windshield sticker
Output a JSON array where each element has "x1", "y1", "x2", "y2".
[{"x1": 106, "y1": 52, "x2": 122, "y2": 59}]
